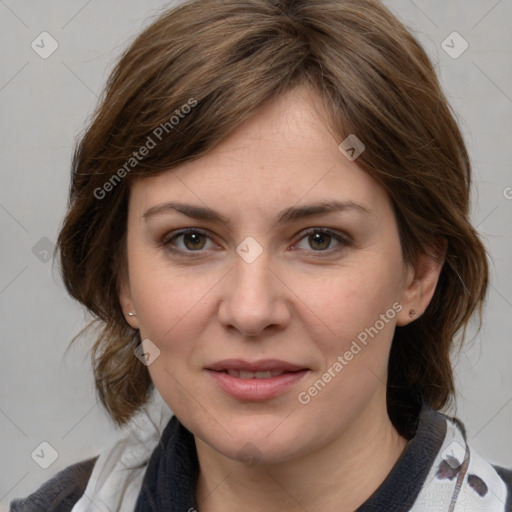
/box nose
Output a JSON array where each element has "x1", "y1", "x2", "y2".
[{"x1": 217, "y1": 250, "x2": 291, "y2": 338}]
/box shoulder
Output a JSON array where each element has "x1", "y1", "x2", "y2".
[
  {"x1": 413, "y1": 409, "x2": 512, "y2": 511},
  {"x1": 9, "y1": 456, "x2": 98, "y2": 512}
]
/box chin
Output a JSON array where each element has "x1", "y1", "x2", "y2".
[{"x1": 195, "y1": 417, "x2": 308, "y2": 466}]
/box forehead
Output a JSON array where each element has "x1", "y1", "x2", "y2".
[{"x1": 129, "y1": 87, "x2": 390, "y2": 219}]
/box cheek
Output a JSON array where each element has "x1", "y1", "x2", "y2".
[
  {"x1": 128, "y1": 253, "x2": 221, "y2": 354},
  {"x1": 303, "y1": 259, "x2": 403, "y2": 346},
  {"x1": 294, "y1": 265, "x2": 402, "y2": 418},
  {"x1": 128, "y1": 263, "x2": 217, "y2": 409}
]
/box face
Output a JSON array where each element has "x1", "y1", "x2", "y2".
[{"x1": 120, "y1": 87, "x2": 438, "y2": 465}]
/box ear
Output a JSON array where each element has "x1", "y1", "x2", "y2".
[
  {"x1": 118, "y1": 276, "x2": 139, "y2": 330},
  {"x1": 396, "y1": 237, "x2": 447, "y2": 326}
]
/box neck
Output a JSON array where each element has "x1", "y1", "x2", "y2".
[{"x1": 194, "y1": 394, "x2": 408, "y2": 512}]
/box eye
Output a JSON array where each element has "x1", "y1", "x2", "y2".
[
  {"x1": 162, "y1": 228, "x2": 216, "y2": 253},
  {"x1": 293, "y1": 228, "x2": 350, "y2": 253},
  {"x1": 161, "y1": 227, "x2": 351, "y2": 257}
]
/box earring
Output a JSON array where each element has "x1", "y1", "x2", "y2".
[
  {"x1": 408, "y1": 309, "x2": 416, "y2": 318},
  {"x1": 128, "y1": 312, "x2": 136, "y2": 317}
]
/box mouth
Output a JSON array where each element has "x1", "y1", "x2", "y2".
[
  {"x1": 206, "y1": 358, "x2": 309, "y2": 375},
  {"x1": 212, "y1": 369, "x2": 304, "y2": 379},
  {"x1": 205, "y1": 359, "x2": 310, "y2": 400}
]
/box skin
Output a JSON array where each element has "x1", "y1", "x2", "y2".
[{"x1": 119, "y1": 86, "x2": 444, "y2": 512}]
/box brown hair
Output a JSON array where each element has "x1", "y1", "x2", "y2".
[{"x1": 57, "y1": 0, "x2": 489, "y2": 434}]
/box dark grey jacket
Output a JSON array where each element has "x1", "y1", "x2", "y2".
[
  {"x1": 9, "y1": 408, "x2": 512, "y2": 511},
  {"x1": 9, "y1": 457, "x2": 97, "y2": 512}
]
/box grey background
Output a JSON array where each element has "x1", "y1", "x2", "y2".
[{"x1": 1, "y1": 0, "x2": 511, "y2": 508}]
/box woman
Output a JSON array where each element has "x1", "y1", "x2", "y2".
[{"x1": 10, "y1": 0, "x2": 511, "y2": 510}]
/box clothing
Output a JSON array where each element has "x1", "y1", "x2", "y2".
[
  {"x1": 7, "y1": 457, "x2": 97, "y2": 512},
  {"x1": 10, "y1": 388, "x2": 512, "y2": 511}
]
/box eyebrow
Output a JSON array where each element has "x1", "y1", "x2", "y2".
[{"x1": 142, "y1": 200, "x2": 372, "y2": 225}]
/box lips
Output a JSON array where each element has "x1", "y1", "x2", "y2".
[{"x1": 205, "y1": 360, "x2": 309, "y2": 400}]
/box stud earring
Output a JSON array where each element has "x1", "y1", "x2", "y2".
[
  {"x1": 408, "y1": 309, "x2": 416, "y2": 318},
  {"x1": 128, "y1": 312, "x2": 136, "y2": 317}
]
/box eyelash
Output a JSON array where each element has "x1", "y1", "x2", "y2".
[{"x1": 161, "y1": 227, "x2": 352, "y2": 257}]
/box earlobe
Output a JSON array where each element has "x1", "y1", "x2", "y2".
[
  {"x1": 118, "y1": 280, "x2": 139, "y2": 329},
  {"x1": 396, "y1": 238, "x2": 446, "y2": 326}
]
